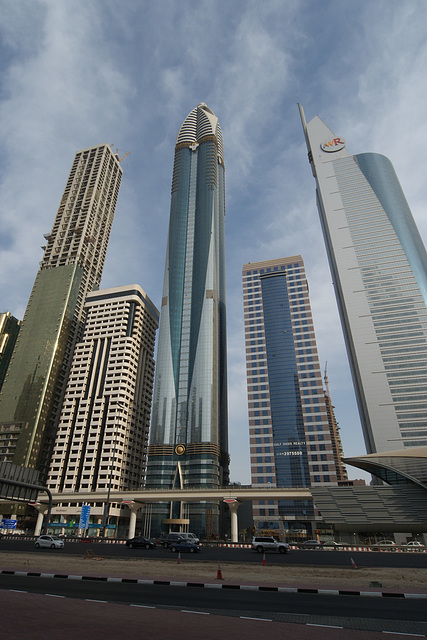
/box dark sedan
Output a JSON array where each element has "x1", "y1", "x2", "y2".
[
  {"x1": 299, "y1": 539, "x2": 323, "y2": 549},
  {"x1": 126, "y1": 536, "x2": 156, "y2": 549},
  {"x1": 170, "y1": 541, "x2": 200, "y2": 553}
]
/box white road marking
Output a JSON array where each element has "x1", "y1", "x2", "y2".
[
  {"x1": 307, "y1": 623, "x2": 344, "y2": 629},
  {"x1": 85, "y1": 599, "x2": 107, "y2": 603},
  {"x1": 181, "y1": 610, "x2": 210, "y2": 615},
  {"x1": 382, "y1": 632, "x2": 424, "y2": 637}
]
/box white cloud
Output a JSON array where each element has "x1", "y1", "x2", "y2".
[{"x1": 1, "y1": 0, "x2": 427, "y2": 483}]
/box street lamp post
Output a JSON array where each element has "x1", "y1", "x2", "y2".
[{"x1": 101, "y1": 402, "x2": 125, "y2": 537}]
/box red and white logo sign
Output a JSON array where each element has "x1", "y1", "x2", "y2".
[{"x1": 321, "y1": 137, "x2": 346, "y2": 152}]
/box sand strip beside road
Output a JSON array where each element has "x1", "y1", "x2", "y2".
[{"x1": 1, "y1": 551, "x2": 427, "y2": 591}]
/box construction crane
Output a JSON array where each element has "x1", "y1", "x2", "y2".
[
  {"x1": 324, "y1": 361, "x2": 330, "y2": 397},
  {"x1": 116, "y1": 149, "x2": 130, "y2": 163},
  {"x1": 110, "y1": 144, "x2": 130, "y2": 163}
]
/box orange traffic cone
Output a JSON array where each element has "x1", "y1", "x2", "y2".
[
  {"x1": 262, "y1": 552, "x2": 266, "y2": 566},
  {"x1": 177, "y1": 552, "x2": 181, "y2": 565},
  {"x1": 216, "y1": 561, "x2": 223, "y2": 580},
  {"x1": 351, "y1": 557, "x2": 358, "y2": 570}
]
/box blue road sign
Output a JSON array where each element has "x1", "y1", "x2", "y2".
[
  {"x1": 1, "y1": 519, "x2": 17, "y2": 529},
  {"x1": 78, "y1": 505, "x2": 91, "y2": 530}
]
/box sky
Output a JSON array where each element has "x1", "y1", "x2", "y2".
[{"x1": 1, "y1": 0, "x2": 427, "y2": 484}]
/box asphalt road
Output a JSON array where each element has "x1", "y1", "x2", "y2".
[
  {"x1": 2, "y1": 540, "x2": 427, "y2": 635},
  {"x1": 2, "y1": 538, "x2": 427, "y2": 569},
  {"x1": 1, "y1": 573, "x2": 427, "y2": 635}
]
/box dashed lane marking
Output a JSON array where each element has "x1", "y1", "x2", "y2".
[
  {"x1": 84, "y1": 599, "x2": 107, "y2": 603},
  {"x1": 307, "y1": 623, "x2": 344, "y2": 629},
  {"x1": 181, "y1": 610, "x2": 210, "y2": 615}
]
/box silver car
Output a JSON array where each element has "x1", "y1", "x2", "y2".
[
  {"x1": 35, "y1": 534, "x2": 64, "y2": 549},
  {"x1": 251, "y1": 536, "x2": 289, "y2": 553},
  {"x1": 371, "y1": 540, "x2": 397, "y2": 551},
  {"x1": 403, "y1": 540, "x2": 425, "y2": 551}
]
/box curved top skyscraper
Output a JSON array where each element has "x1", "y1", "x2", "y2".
[
  {"x1": 146, "y1": 104, "x2": 228, "y2": 535},
  {"x1": 299, "y1": 105, "x2": 427, "y2": 456}
]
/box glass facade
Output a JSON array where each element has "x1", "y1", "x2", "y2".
[
  {"x1": 260, "y1": 273, "x2": 310, "y2": 488},
  {"x1": 243, "y1": 257, "x2": 343, "y2": 538},
  {"x1": 0, "y1": 312, "x2": 20, "y2": 392},
  {"x1": 301, "y1": 106, "x2": 427, "y2": 455},
  {"x1": 146, "y1": 104, "x2": 228, "y2": 538}
]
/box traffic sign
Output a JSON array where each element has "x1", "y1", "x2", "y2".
[
  {"x1": 1, "y1": 518, "x2": 17, "y2": 529},
  {"x1": 78, "y1": 505, "x2": 91, "y2": 530}
]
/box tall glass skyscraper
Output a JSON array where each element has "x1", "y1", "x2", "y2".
[
  {"x1": 299, "y1": 105, "x2": 427, "y2": 455},
  {"x1": 0, "y1": 144, "x2": 122, "y2": 480},
  {"x1": 243, "y1": 256, "x2": 345, "y2": 539},
  {"x1": 146, "y1": 104, "x2": 228, "y2": 538}
]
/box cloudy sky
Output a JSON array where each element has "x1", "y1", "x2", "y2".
[{"x1": 1, "y1": 0, "x2": 426, "y2": 483}]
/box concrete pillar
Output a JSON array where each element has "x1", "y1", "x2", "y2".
[
  {"x1": 128, "y1": 508, "x2": 138, "y2": 539},
  {"x1": 122, "y1": 501, "x2": 141, "y2": 539},
  {"x1": 224, "y1": 499, "x2": 241, "y2": 543},
  {"x1": 33, "y1": 505, "x2": 48, "y2": 536}
]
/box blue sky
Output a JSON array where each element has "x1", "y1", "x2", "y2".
[{"x1": 1, "y1": 0, "x2": 427, "y2": 483}]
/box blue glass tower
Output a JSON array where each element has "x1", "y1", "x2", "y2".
[
  {"x1": 300, "y1": 105, "x2": 427, "y2": 456},
  {"x1": 146, "y1": 104, "x2": 228, "y2": 538},
  {"x1": 243, "y1": 257, "x2": 342, "y2": 539}
]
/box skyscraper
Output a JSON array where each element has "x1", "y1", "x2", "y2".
[
  {"x1": 46, "y1": 285, "x2": 158, "y2": 535},
  {"x1": 243, "y1": 256, "x2": 344, "y2": 538},
  {"x1": 0, "y1": 144, "x2": 122, "y2": 479},
  {"x1": 146, "y1": 103, "x2": 228, "y2": 538},
  {"x1": 299, "y1": 105, "x2": 427, "y2": 455}
]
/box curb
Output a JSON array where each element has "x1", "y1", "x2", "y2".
[{"x1": 2, "y1": 569, "x2": 426, "y2": 599}]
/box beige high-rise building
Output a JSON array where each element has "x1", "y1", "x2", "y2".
[
  {"x1": 46, "y1": 285, "x2": 159, "y2": 535},
  {"x1": 0, "y1": 144, "x2": 123, "y2": 480}
]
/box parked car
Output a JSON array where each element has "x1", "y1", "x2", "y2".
[
  {"x1": 403, "y1": 540, "x2": 425, "y2": 550},
  {"x1": 371, "y1": 540, "x2": 397, "y2": 550},
  {"x1": 251, "y1": 536, "x2": 289, "y2": 554},
  {"x1": 170, "y1": 540, "x2": 200, "y2": 553},
  {"x1": 126, "y1": 536, "x2": 156, "y2": 549},
  {"x1": 34, "y1": 535, "x2": 64, "y2": 549},
  {"x1": 299, "y1": 539, "x2": 323, "y2": 549},
  {"x1": 161, "y1": 532, "x2": 199, "y2": 548}
]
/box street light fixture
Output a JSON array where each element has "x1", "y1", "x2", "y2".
[{"x1": 101, "y1": 401, "x2": 126, "y2": 537}]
